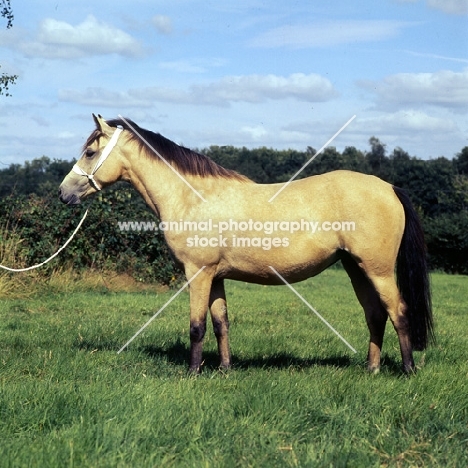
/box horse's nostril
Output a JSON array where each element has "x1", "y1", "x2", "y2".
[{"x1": 58, "y1": 188, "x2": 67, "y2": 203}]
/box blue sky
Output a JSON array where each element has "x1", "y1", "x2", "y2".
[{"x1": 0, "y1": 0, "x2": 467, "y2": 165}]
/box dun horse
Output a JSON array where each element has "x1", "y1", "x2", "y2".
[{"x1": 59, "y1": 115, "x2": 434, "y2": 373}]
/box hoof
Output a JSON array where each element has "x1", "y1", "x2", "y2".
[
  {"x1": 403, "y1": 365, "x2": 417, "y2": 375},
  {"x1": 403, "y1": 359, "x2": 416, "y2": 375},
  {"x1": 368, "y1": 366, "x2": 380, "y2": 375},
  {"x1": 188, "y1": 362, "x2": 203, "y2": 375}
]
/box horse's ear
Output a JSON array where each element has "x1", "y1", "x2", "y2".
[{"x1": 92, "y1": 114, "x2": 112, "y2": 135}]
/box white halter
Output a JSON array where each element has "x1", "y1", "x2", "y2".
[{"x1": 72, "y1": 127, "x2": 123, "y2": 191}]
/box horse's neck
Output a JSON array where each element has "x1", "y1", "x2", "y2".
[{"x1": 125, "y1": 152, "x2": 206, "y2": 220}]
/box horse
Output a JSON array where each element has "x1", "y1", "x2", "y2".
[{"x1": 59, "y1": 115, "x2": 434, "y2": 374}]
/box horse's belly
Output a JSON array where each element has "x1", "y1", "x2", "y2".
[{"x1": 217, "y1": 240, "x2": 339, "y2": 285}]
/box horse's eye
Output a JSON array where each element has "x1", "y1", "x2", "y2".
[{"x1": 85, "y1": 148, "x2": 95, "y2": 158}]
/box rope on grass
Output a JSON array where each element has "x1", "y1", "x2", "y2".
[{"x1": 0, "y1": 209, "x2": 88, "y2": 272}]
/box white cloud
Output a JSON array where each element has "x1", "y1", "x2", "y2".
[
  {"x1": 152, "y1": 15, "x2": 173, "y2": 34},
  {"x1": 358, "y1": 69, "x2": 468, "y2": 110},
  {"x1": 427, "y1": 0, "x2": 468, "y2": 14},
  {"x1": 0, "y1": 26, "x2": 22, "y2": 49},
  {"x1": 187, "y1": 73, "x2": 337, "y2": 104},
  {"x1": 349, "y1": 110, "x2": 462, "y2": 157},
  {"x1": 395, "y1": 0, "x2": 468, "y2": 14},
  {"x1": 357, "y1": 110, "x2": 459, "y2": 134},
  {"x1": 60, "y1": 73, "x2": 337, "y2": 108},
  {"x1": 279, "y1": 110, "x2": 461, "y2": 157},
  {"x1": 249, "y1": 20, "x2": 414, "y2": 49},
  {"x1": 241, "y1": 125, "x2": 268, "y2": 141},
  {"x1": 8, "y1": 15, "x2": 142, "y2": 59}
]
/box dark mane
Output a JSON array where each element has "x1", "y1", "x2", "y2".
[{"x1": 87, "y1": 118, "x2": 250, "y2": 181}]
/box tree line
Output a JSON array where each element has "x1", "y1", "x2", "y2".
[{"x1": 0, "y1": 138, "x2": 467, "y2": 282}]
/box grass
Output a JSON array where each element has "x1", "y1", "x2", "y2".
[
  {"x1": 0, "y1": 269, "x2": 467, "y2": 467},
  {"x1": 0, "y1": 223, "x2": 29, "y2": 297}
]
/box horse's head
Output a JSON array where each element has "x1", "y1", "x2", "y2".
[{"x1": 59, "y1": 114, "x2": 127, "y2": 205}]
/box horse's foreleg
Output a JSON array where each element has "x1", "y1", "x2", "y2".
[
  {"x1": 209, "y1": 279, "x2": 231, "y2": 369},
  {"x1": 187, "y1": 267, "x2": 213, "y2": 373}
]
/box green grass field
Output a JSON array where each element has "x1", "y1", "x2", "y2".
[{"x1": 1, "y1": 269, "x2": 467, "y2": 467}]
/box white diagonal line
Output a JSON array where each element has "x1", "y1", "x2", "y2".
[
  {"x1": 268, "y1": 266, "x2": 357, "y2": 353},
  {"x1": 268, "y1": 115, "x2": 356, "y2": 203},
  {"x1": 0, "y1": 209, "x2": 88, "y2": 272},
  {"x1": 117, "y1": 266, "x2": 206, "y2": 353},
  {"x1": 117, "y1": 115, "x2": 207, "y2": 203}
]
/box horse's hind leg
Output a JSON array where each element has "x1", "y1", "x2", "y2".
[
  {"x1": 341, "y1": 254, "x2": 388, "y2": 373},
  {"x1": 369, "y1": 274, "x2": 414, "y2": 373},
  {"x1": 209, "y1": 279, "x2": 231, "y2": 369}
]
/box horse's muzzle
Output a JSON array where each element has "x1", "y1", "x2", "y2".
[{"x1": 58, "y1": 188, "x2": 82, "y2": 205}]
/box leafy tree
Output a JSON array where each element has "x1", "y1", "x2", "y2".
[
  {"x1": 273, "y1": 149, "x2": 307, "y2": 181},
  {"x1": 0, "y1": 67, "x2": 16, "y2": 96},
  {"x1": 0, "y1": 0, "x2": 17, "y2": 96},
  {"x1": 1, "y1": 0, "x2": 13, "y2": 28},
  {"x1": 450, "y1": 175, "x2": 468, "y2": 211},
  {"x1": 453, "y1": 146, "x2": 468, "y2": 175},
  {"x1": 0, "y1": 156, "x2": 75, "y2": 197},
  {"x1": 423, "y1": 211, "x2": 468, "y2": 274},
  {"x1": 368, "y1": 136, "x2": 386, "y2": 164},
  {"x1": 366, "y1": 136, "x2": 391, "y2": 180},
  {"x1": 341, "y1": 146, "x2": 370, "y2": 173}
]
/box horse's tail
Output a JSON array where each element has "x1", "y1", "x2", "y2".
[{"x1": 393, "y1": 186, "x2": 434, "y2": 351}]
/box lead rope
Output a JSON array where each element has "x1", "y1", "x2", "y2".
[
  {"x1": 0, "y1": 209, "x2": 88, "y2": 272},
  {"x1": 0, "y1": 126, "x2": 123, "y2": 272}
]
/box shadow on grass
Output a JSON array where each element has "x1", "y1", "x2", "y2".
[
  {"x1": 139, "y1": 341, "x2": 404, "y2": 375},
  {"x1": 77, "y1": 339, "x2": 404, "y2": 375},
  {"x1": 235, "y1": 354, "x2": 352, "y2": 370}
]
